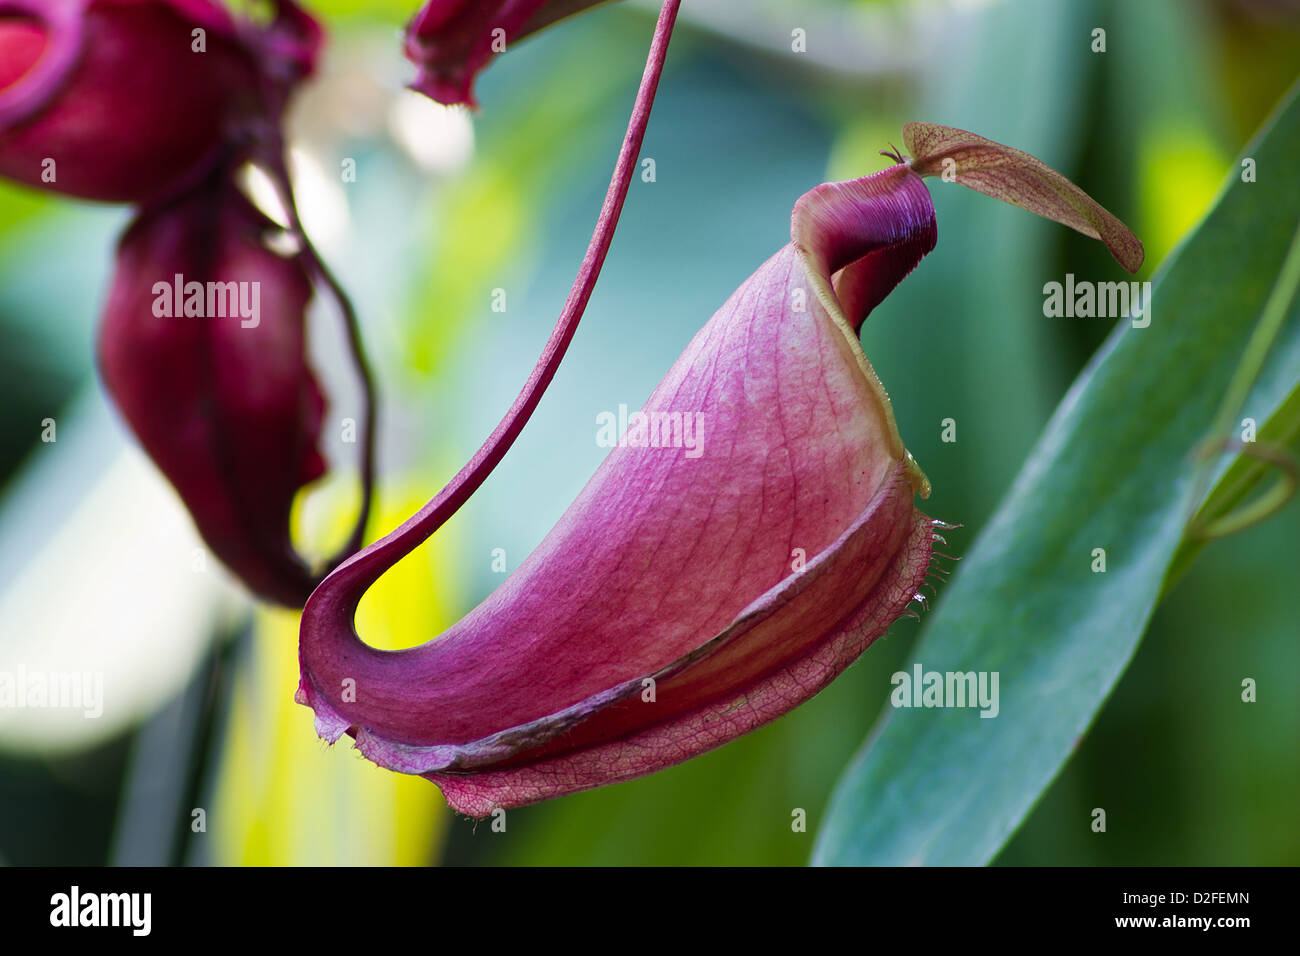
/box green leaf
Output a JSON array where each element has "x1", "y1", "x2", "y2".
[
  {"x1": 1166, "y1": 385, "x2": 1300, "y2": 591},
  {"x1": 812, "y1": 79, "x2": 1300, "y2": 866}
]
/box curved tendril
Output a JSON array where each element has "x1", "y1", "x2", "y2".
[
  {"x1": 261, "y1": 141, "x2": 379, "y2": 571},
  {"x1": 315, "y1": 0, "x2": 683, "y2": 615},
  {"x1": 244, "y1": 0, "x2": 375, "y2": 578}
]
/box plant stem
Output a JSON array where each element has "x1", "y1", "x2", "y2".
[
  {"x1": 263, "y1": 139, "x2": 378, "y2": 568},
  {"x1": 1208, "y1": 218, "x2": 1300, "y2": 442},
  {"x1": 1189, "y1": 216, "x2": 1300, "y2": 539}
]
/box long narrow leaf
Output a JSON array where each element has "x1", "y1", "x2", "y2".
[{"x1": 813, "y1": 80, "x2": 1300, "y2": 867}]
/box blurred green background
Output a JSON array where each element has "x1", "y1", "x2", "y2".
[{"x1": 0, "y1": 0, "x2": 1296, "y2": 866}]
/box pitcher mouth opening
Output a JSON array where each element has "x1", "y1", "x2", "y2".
[
  {"x1": 0, "y1": 2, "x2": 83, "y2": 129},
  {"x1": 0, "y1": 16, "x2": 45, "y2": 90}
]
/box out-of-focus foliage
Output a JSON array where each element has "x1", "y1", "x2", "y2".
[{"x1": 205, "y1": 484, "x2": 460, "y2": 866}]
